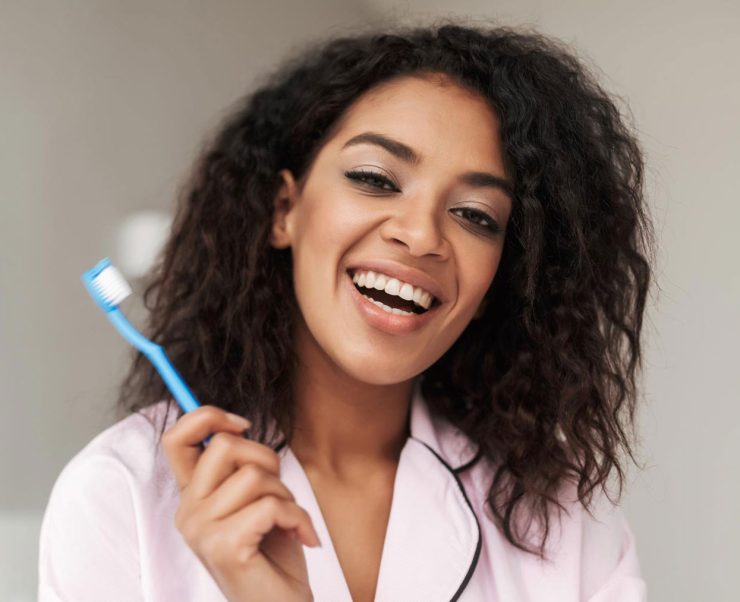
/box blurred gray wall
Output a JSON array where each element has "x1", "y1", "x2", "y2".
[{"x1": 2, "y1": 1, "x2": 738, "y2": 601}]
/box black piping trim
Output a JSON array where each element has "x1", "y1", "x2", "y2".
[
  {"x1": 453, "y1": 448, "x2": 483, "y2": 475},
  {"x1": 274, "y1": 437, "x2": 288, "y2": 453},
  {"x1": 412, "y1": 437, "x2": 483, "y2": 602}
]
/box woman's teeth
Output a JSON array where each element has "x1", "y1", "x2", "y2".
[
  {"x1": 351, "y1": 270, "x2": 435, "y2": 311},
  {"x1": 361, "y1": 294, "x2": 416, "y2": 316}
]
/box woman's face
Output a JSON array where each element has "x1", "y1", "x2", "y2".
[{"x1": 270, "y1": 73, "x2": 513, "y2": 385}]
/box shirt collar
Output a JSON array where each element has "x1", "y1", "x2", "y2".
[
  {"x1": 277, "y1": 380, "x2": 484, "y2": 601},
  {"x1": 407, "y1": 378, "x2": 481, "y2": 471}
]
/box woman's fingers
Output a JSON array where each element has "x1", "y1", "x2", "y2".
[
  {"x1": 161, "y1": 405, "x2": 251, "y2": 492},
  {"x1": 180, "y1": 495, "x2": 320, "y2": 569},
  {"x1": 163, "y1": 405, "x2": 318, "y2": 599},
  {"x1": 216, "y1": 495, "x2": 321, "y2": 556},
  {"x1": 198, "y1": 463, "x2": 296, "y2": 521},
  {"x1": 186, "y1": 431, "x2": 281, "y2": 500}
]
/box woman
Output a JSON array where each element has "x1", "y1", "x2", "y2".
[{"x1": 39, "y1": 21, "x2": 653, "y2": 601}]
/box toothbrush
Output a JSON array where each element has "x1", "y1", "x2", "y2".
[{"x1": 81, "y1": 258, "x2": 206, "y2": 428}]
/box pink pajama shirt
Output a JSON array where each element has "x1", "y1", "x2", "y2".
[{"x1": 39, "y1": 384, "x2": 646, "y2": 601}]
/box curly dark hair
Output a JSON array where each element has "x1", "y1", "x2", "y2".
[{"x1": 119, "y1": 19, "x2": 654, "y2": 556}]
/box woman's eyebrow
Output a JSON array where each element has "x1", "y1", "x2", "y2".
[
  {"x1": 342, "y1": 131, "x2": 421, "y2": 164},
  {"x1": 341, "y1": 131, "x2": 514, "y2": 196}
]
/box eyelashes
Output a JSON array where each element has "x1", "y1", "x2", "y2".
[
  {"x1": 345, "y1": 169, "x2": 400, "y2": 192},
  {"x1": 343, "y1": 169, "x2": 503, "y2": 236}
]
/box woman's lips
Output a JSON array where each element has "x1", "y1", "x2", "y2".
[{"x1": 345, "y1": 271, "x2": 440, "y2": 335}]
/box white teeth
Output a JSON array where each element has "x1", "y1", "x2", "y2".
[
  {"x1": 351, "y1": 269, "x2": 436, "y2": 310},
  {"x1": 399, "y1": 282, "x2": 414, "y2": 301},
  {"x1": 361, "y1": 294, "x2": 414, "y2": 316},
  {"x1": 384, "y1": 278, "x2": 400, "y2": 296}
]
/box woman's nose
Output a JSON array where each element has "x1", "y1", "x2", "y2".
[{"x1": 378, "y1": 194, "x2": 449, "y2": 259}]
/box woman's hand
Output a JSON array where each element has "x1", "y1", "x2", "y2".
[{"x1": 161, "y1": 405, "x2": 320, "y2": 602}]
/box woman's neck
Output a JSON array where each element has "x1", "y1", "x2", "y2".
[{"x1": 288, "y1": 326, "x2": 414, "y2": 482}]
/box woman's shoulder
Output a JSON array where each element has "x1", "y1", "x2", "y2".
[
  {"x1": 463, "y1": 454, "x2": 645, "y2": 600},
  {"x1": 418, "y1": 397, "x2": 642, "y2": 578},
  {"x1": 41, "y1": 400, "x2": 178, "y2": 521},
  {"x1": 56, "y1": 401, "x2": 175, "y2": 486},
  {"x1": 38, "y1": 401, "x2": 177, "y2": 600},
  {"x1": 571, "y1": 487, "x2": 644, "y2": 599}
]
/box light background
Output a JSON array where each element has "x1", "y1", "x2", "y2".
[{"x1": 1, "y1": 1, "x2": 738, "y2": 600}]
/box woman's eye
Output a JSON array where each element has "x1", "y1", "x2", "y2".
[
  {"x1": 452, "y1": 207, "x2": 502, "y2": 235},
  {"x1": 344, "y1": 170, "x2": 399, "y2": 192}
]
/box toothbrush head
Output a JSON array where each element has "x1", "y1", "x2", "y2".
[{"x1": 82, "y1": 258, "x2": 132, "y2": 312}]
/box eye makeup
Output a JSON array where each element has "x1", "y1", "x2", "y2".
[
  {"x1": 345, "y1": 168, "x2": 400, "y2": 192},
  {"x1": 343, "y1": 169, "x2": 504, "y2": 236}
]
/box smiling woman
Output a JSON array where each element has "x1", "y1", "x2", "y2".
[{"x1": 39, "y1": 20, "x2": 653, "y2": 602}]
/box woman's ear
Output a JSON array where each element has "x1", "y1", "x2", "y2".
[{"x1": 270, "y1": 169, "x2": 298, "y2": 249}]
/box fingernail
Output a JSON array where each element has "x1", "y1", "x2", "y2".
[{"x1": 226, "y1": 413, "x2": 251, "y2": 428}]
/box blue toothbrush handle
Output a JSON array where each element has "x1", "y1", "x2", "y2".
[{"x1": 107, "y1": 309, "x2": 211, "y2": 444}]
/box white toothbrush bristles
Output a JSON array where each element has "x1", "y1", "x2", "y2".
[{"x1": 93, "y1": 264, "x2": 132, "y2": 306}]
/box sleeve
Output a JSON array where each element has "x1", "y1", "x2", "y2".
[
  {"x1": 581, "y1": 492, "x2": 647, "y2": 602},
  {"x1": 38, "y1": 454, "x2": 145, "y2": 602}
]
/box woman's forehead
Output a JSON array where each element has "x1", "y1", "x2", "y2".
[
  {"x1": 320, "y1": 75, "x2": 505, "y2": 174},
  {"x1": 336, "y1": 73, "x2": 496, "y2": 130}
]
